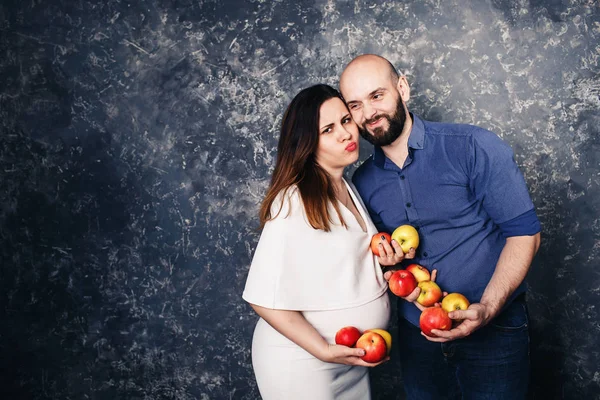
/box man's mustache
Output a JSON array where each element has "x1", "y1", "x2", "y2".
[{"x1": 364, "y1": 114, "x2": 389, "y2": 127}]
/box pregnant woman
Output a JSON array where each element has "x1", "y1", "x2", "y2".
[{"x1": 243, "y1": 84, "x2": 407, "y2": 399}]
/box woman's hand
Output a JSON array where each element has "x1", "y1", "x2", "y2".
[
  {"x1": 376, "y1": 239, "x2": 416, "y2": 267},
  {"x1": 321, "y1": 344, "x2": 389, "y2": 367},
  {"x1": 383, "y1": 269, "x2": 447, "y2": 311}
]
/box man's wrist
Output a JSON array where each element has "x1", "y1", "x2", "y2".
[{"x1": 478, "y1": 299, "x2": 501, "y2": 323}]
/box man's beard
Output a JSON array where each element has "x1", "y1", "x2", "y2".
[{"x1": 358, "y1": 100, "x2": 407, "y2": 147}]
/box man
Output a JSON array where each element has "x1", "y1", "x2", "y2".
[{"x1": 339, "y1": 54, "x2": 541, "y2": 400}]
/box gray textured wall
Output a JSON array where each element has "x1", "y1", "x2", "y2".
[{"x1": 0, "y1": 0, "x2": 599, "y2": 399}]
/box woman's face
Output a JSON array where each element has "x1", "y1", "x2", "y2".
[{"x1": 315, "y1": 97, "x2": 360, "y2": 175}]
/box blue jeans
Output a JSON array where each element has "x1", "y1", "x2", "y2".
[{"x1": 397, "y1": 297, "x2": 530, "y2": 400}]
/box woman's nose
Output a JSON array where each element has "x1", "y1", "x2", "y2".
[{"x1": 338, "y1": 126, "x2": 352, "y2": 140}]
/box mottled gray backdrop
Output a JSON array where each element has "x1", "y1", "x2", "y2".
[{"x1": 0, "y1": 0, "x2": 599, "y2": 399}]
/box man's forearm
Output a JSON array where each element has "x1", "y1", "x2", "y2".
[{"x1": 480, "y1": 232, "x2": 541, "y2": 322}]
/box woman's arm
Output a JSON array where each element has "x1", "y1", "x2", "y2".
[{"x1": 250, "y1": 303, "x2": 388, "y2": 367}]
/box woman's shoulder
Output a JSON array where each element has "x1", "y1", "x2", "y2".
[{"x1": 270, "y1": 185, "x2": 303, "y2": 218}]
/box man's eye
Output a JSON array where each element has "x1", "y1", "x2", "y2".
[{"x1": 349, "y1": 104, "x2": 360, "y2": 110}]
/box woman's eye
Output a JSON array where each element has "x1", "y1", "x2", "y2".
[
  {"x1": 342, "y1": 117, "x2": 351, "y2": 124},
  {"x1": 373, "y1": 94, "x2": 381, "y2": 100},
  {"x1": 322, "y1": 127, "x2": 332, "y2": 134}
]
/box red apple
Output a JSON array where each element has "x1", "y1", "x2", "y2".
[
  {"x1": 391, "y1": 224, "x2": 419, "y2": 253},
  {"x1": 388, "y1": 270, "x2": 418, "y2": 298},
  {"x1": 355, "y1": 331, "x2": 387, "y2": 363},
  {"x1": 335, "y1": 326, "x2": 362, "y2": 347},
  {"x1": 441, "y1": 293, "x2": 470, "y2": 313},
  {"x1": 370, "y1": 232, "x2": 392, "y2": 256},
  {"x1": 405, "y1": 264, "x2": 431, "y2": 283},
  {"x1": 364, "y1": 328, "x2": 392, "y2": 355},
  {"x1": 419, "y1": 307, "x2": 452, "y2": 336},
  {"x1": 416, "y1": 281, "x2": 442, "y2": 307}
]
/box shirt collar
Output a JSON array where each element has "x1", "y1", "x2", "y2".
[{"x1": 372, "y1": 113, "x2": 425, "y2": 169}]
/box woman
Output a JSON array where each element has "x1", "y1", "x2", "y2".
[{"x1": 242, "y1": 84, "x2": 404, "y2": 399}]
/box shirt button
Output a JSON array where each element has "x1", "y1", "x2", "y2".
[
  {"x1": 400, "y1": 175, "x2": 405, "y2": 180},
  {"x1": 406, "y1": 202, "x2": 411, "y2": 207},
  {"x1": 423, "y1": 252, "x2": 428, "y2": 257}
]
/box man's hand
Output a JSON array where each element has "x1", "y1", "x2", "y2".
[
  {"x1": 376, "y1": 239, "x2": 416, "y2": 267},
  {"x1": 423, "y1": 303, "x2": 492, "y2": 342},
  {"x1": 422, "y1": 233, "x2": 540, "y2": 343}
]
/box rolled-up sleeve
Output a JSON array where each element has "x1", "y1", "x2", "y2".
[{"x1": 468, "y1": 128, "x2": 536, "y2": 225}]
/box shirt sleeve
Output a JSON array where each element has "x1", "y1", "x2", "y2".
[
  {"x1": 241, "y1": 189, "x2": 296, "y2": 309},
  {"x1": 497, "y1": 208, "x2": 541, "y2": 238},
  {"x1": 468, "y1": 128, "x2": 537, "y2": 225}
]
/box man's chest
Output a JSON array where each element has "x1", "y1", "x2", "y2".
[{"x1": 368, "y1": 163, "x2": 476, "y2": 231}]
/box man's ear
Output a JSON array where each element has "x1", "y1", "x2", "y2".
[{"x1": 397, "y1": 76, "x2": 410, "y2": 102}]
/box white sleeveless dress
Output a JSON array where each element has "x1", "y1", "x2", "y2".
[{"x1": 243, "y1": 180, "x2": 390, "y2": 400}]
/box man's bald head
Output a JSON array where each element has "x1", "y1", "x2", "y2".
[{"x1": 340, "y1": 54, "x2": 399, "y2": 97}]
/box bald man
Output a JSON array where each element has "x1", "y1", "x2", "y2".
[{"x1": 340, "y1": 54, "x2": 541, "y2": 400}]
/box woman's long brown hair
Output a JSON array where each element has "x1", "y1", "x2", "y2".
[{"x1": 259, "y1": 84, "x2": 347, "y2": 232}]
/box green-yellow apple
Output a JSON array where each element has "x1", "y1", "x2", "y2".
[
  {"x1": 391, "y1": 225, "x2": 419, "y2": 254},
  {"x1": 416, "y1": 280, "x2": 442, "y2": 307}
]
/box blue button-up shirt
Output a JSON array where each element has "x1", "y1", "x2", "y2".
[{"x1": 352, "y1": 114, "x2": 540, "y2": 327}]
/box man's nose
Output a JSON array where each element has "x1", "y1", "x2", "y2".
[{"x1": 362, "y1": 103, "x2": 377, "y2": 121}]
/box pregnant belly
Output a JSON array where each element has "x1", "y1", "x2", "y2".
[{"x1": 303, "y1": 292, "x2": 391, "y2": 343}]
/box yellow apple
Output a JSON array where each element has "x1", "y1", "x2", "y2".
[
  {"x1": 364, "y1": 328, "x2": 392, "y2": 355},
  {"x1": 441, "y1": 293, "x2": 470, "y2": 313},
  {"x1": 391, "y1": 224, "x2": 419, "y2": 254}
]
